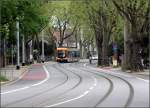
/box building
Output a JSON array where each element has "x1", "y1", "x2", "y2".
[{"x1": 53, "y1": 30, "x2": 77, "y2": 48}]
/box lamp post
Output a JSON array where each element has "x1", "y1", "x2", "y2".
[
  {"x1": 21, "y1": 14, "x2": 25, "y2": 66},
  {"x1": 42, "y1": 30, "x2": 45, "y2": 63},
  {"x1": 22, "y1": 34, "x2": 25, "y2": 66},
  {"x1": 16, "y1": 17, "x2": 20, "y2": 69},
  {"x1": 81, "y1": 28, "x2": 84, "y2": 59}
]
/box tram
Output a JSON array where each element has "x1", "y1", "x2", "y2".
[{"x1": 56, "y1": 47, "x2": 80, "y2": 62}]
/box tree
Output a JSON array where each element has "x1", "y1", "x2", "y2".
[
  {"x1": 0, "y1": 0, "x2": 50, "y2": 66},
  {"x1": 112, "y1": 0, "x2": 150, "y2": 71},
  {"x1": 83, "y1": 0, "x2": 117, "y2": 66},
  {"x1": 48, "y1": 1, "x2": 79, "y2": 47}
]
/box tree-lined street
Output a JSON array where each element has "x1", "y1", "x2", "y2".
[
  {"x1": 0, "y1": 0, "x2": 149, "y2": 107},
  {"x1": 1, "y1": 0, "x2": 149, "y2": 70}
]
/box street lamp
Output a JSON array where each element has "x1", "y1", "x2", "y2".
[
  {"x1": 21, "y1": 14, "x2": 25, "y2": 66},
  {"x1": 42, "y1": 30, "x2": 45, "y2": 63},
  {"x1": 22, "y1": 33, "x2": 25, "y2": 66},
  {"x1": 16, "y1": 17, "x2": 20, "y2": 69}
]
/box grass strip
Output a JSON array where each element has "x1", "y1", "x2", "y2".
[{"x1": 0, "y1": 75, "x2": 8, "y2": 82}]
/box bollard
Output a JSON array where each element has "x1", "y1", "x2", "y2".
[
  {"x1": 12, "y1": 67, "x2": 14, "y2": 80},
  {"x1": 5, "y1": 68, "x2": 6, "y2": 78}
]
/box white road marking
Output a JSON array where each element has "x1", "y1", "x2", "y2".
[
  {"x1": 89, "y1": 87, "x2": 94, "y2": 90},
  {"x1": 46, "y1": 77, "x2": 97, "y2": 107},
  {"x1": 94, "y1": 78, "x2": 97, "y2": 86},
  {"x1": 31, "y1": 65, "x2": 50, "y2": 87},
  {"x1": 136, "y1": 77, "x2": 149, "y2": 83},
  {"x1": 98, "y1": 69, "x2": 149, "y2": 83},
  {"x1": 47, "y1": 93, "x2": 86, "y2": 107},
  {"x1": 83, "y1": 91, "x2": 89, "y2": 95},
  {"x1": 0, "y1": 86, "x2": 29, "y2": 95},
  {"x1": 99, "y1": 69, "x2": 133, "y2": 78},
  {"x1": 0, "y1": 65, "x2": 50, "y2": 95},
  {"x1": 83, "y1": 63, "x2": 149, "y2": 83}
]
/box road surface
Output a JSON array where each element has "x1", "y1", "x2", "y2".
[{"x1": 1, "y1": 61, "x2": 149, "y2": 107}]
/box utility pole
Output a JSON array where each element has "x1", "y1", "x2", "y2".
[
  {"x1": 22, "y1": 34, "x2": 25, "y2": 66},
  {"x1": 16, "y1": 17, "x2": 20, "y2": 69},
  {"x1": 81, "y1": 28, "x2": 84, "y2": 59},
  {"x1": 42, "y1": 30, "x2": 45, "y2": 63},
  {"x1": 22, "y1": 14, "x2": 25, "y2": 66}
]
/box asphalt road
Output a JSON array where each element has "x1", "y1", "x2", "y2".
[{"x1": 1, "y1": 61, "x2": 149, "y2": 107}]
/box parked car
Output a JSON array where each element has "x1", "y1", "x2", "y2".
[
  {"x1": 91, "y1": 55, "x2": 98, "y2": 60},
  {"x1": 89, "y1": 54, "x2": 98, "y2": 64}
]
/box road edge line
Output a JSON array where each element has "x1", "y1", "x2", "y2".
[
  {"x1": 45, "y1": 77, "x2": 97, "y2": 107},
  {"x1": 1, "y1": 67, "x2": 29, "y2": 86},
  {"x1": 0, "y1": 64, "x2": 50, "y2": 95},
  {"x1": 83, "y1": 63, "x2": 149, "y2": 83}
]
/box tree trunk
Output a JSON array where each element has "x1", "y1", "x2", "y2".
[
  {"x1": 95, "y1": 33, "x2": 102, "y2": 66},
  {"x1": 122, "y1": 18, "x2": 131, "y2": 70},
  {"x1": 97, "y1": 42, "x2": 102, "y2": 66},
  {"x1": 130, "y1": 29, "x2": 143, "y2": 71},
  {"x1": 35, "y1": 34, "x2": 40, "y2": 62},
  {"x1": 58, "y1": 32, "x2": 64, "y2": 47},
  {"x1": 102, "y1": 28, "x2": 109, "y2": 66},
  {"x1": 3, "y1": 38, "x2": 6, "y2": 67},
  {"x1": 59, "y1": 41, "x2": 63, "y2": 47},
  {"x1": 102, "y1": 42, "x2": 109, "y2": 66},
  {"x1": 0, "y1": 37, "x2": 2, "y2": 68},
  {"x1": 0, "y1": 37, "x2": 4, "y2": 68},
  {"x1": 131, "y1": 42, "x2": 143, "y2": 71},
  {"x1": 79, "y1": 39, "x2": 82, "y2": 58},
  {"x1": 11, "y1": 44, "x2": 14, "y2": 65}
]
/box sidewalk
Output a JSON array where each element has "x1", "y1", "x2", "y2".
[
  {"x1": 0, "y1": 65, "x2": 29, "y2": 85},
  {"x1": 129, "y1": 69, "x2": 149, "y2": 80},
  {"x1": 101, "y1": 67, "x2": 150, "y2": 80},
  {"x1": 85, "y1": 59, "x2": 149, "y2": 80}
]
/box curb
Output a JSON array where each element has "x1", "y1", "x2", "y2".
[
  {"x1": 98, "y1": 67, "x2": 149, "y2": 80},
  {"x1": 0, "y1": 66, "x2": 29, "y2": 86}
]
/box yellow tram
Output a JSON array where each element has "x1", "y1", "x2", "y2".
[{"x1": 56, "y1": 47, "x2": 80, "y2": 62}]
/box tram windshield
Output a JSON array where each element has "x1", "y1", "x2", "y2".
[{"x1": 57, "y1": 50, "x2": 66, "y2": 58}]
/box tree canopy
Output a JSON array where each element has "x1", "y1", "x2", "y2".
[{"x1": 1, "y1": 0, "x2": 149, "y2": 71}]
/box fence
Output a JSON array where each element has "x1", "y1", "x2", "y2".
[
  {"x1": 0, "y1": 66, "x2": 15, "y2": 81},
  {"x1": 0, "y1": 66, "x2": 27, "y2": 81}
]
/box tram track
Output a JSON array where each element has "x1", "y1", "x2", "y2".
[
  {"x1": 3, "y1": 63, "x2": 84, "y2": 107},
  {"x1": 2, "y1": 64, "x2": 69, "y2": 107},
  {"x1": 44, "y1": 63, "x2": 99, "y2": 107},
  {"x1": 68, "y1": 63, "x2": 114, "y2": 107},
  {"x1": 72, "y1": 63, "x2": 134, "y2": 107},
  {"x1": 1, "y1": 62, "x2": 142, "y2": 107},
  {"x1": 34, "y1": 63, "x2": 83, "y2": 107}
]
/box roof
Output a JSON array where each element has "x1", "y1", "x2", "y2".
[
  {"x1": 57, "y1": 47, "x2": 68, "y2": 50},
  {"x1": 56, "y1": 47, "x2": 79, "y2": 51}
]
